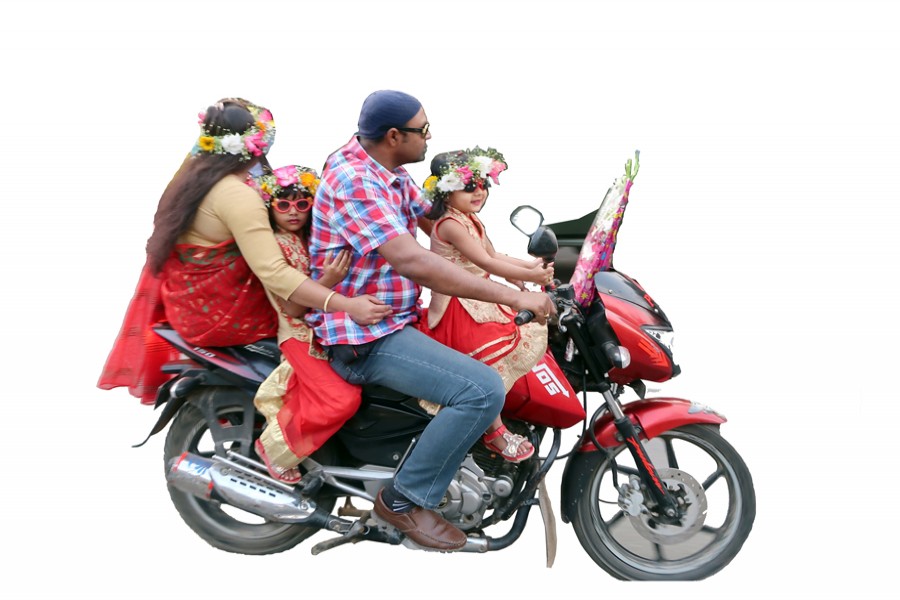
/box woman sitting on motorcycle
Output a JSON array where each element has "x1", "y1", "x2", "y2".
[{"x1": 98, "y1": 99, "x2": 390, "y2": 403}]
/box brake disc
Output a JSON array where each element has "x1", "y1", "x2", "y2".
[{"x1": 628, "y1": 468, "x2": 707, "y2": 545}]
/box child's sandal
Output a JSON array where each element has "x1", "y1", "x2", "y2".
[
  {"x1": 254, "y1": 439, "x2": 302, "y2": 484},
  {"x1": 481, "y1": 424, "x2": 534, "y2": 463}
]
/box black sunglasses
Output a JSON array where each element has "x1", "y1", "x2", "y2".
[
  {"x1": 463, "y1": 178, "x2": 491, "y2": 193},
  {"x1": 395, "y1": 122, "x2": 430, "y2": 137}
]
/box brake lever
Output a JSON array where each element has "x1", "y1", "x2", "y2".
[{"x1": 556, "y1": 300, "x2": 575, "y2": 333}]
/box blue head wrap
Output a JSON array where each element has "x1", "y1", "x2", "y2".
[{"x1": 356, "y1": 90, "x2": 422, "y2": 139}]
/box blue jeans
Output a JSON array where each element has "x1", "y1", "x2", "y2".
[{"x1": 328, "y1": 326, "x2": 505, "y2": 508}]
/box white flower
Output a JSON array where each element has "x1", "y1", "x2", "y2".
[
  {"x1": 437, "y1": 172, "x2": 463, "y2": 193},
  {"x1": 472, "y1": 156, "x2": 493, "y2": 178},
  {"x1": 221, "y1": 134, "x2": 245, "y2": 155}
]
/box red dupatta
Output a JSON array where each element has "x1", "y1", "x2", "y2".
[
  {"x1": 98, "y1": 239, "x2": 276, "y2": 404},
  {"x1": 97, "y1": 262, "x2": 179, "y2": 404}
]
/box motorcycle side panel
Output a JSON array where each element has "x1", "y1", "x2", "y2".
[
  {"x1": 577, "y1": 397, "x2": 727, "y2": 451},
  {"x1": 503, "y1": 351, "x2": 586, "y2": 428}
]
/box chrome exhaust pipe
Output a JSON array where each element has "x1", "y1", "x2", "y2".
[{"x1": 166, "y1": 452, "x2": 344, "y2": 529}]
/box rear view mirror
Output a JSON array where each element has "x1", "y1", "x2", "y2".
[
  {"x1": 510, "y1": 205, "x2": 544, "y2": 236},
  {"x1": 527, "y1": 227, "x2": 559, "y2": 262}
]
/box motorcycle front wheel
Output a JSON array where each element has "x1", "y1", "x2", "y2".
[
  {"x1": 568, "y1": 424, "x2": 755, "y2": 580},
  {"x1": 163, "y1": 387, "x2": 333, "y2": 555}
]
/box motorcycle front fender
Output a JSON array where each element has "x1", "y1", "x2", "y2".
[
  {"x1": 558, "y1": 397, "x2": 726, "y2": 524},
  {"x1": 576, "y1": 397, "x2": 727, "y2": 452}
]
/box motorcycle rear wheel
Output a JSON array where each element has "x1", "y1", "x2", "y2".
[
  {"x1": 163, "y1": 387, "x2": 333, "y2": 555},
  {"x1": 568, "y1": 424, "x2": 755, "y2": 580}
]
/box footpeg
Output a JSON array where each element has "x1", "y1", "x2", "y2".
[{"x1": 311, "y1": 517, "x2": 370, "y2": 555}]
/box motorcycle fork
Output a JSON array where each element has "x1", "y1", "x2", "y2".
[
  {"x1": 599, "y1": 389, "x2": 681, "y2": 522},
  {"x1": 566, "y1": 318, "x2": 683, "y2": 522}
]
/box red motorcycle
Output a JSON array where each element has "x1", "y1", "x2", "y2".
[{"x1": 143, "y1": 154, "x2": 755, "y2": 580}]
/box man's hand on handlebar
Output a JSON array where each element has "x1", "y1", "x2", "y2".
[{"x1": 512, "y1": 290, "x2": 556, "y2": 325}]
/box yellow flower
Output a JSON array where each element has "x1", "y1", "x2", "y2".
[
  {"x1": 300, "y1": 172, "x2": 317, "y2": 188},
  {"x1": 198, "y1": 136, "x2": 215, "y2": 152},
  {"x1": 424, "y1": 175, "x2": 438, "y2": 191}
]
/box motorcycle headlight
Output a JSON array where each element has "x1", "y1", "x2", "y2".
[{"x1": 642, "y1": 326, "x2": 675, "y2": 360}]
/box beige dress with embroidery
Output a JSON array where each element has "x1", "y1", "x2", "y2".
[{"x1": 427, "y1": 207, "x2": 547, "y2": 395}]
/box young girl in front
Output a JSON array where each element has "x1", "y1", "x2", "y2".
[
  {"x1": 422, "y1": 148, "x2": 554, "y2": 463},
  {"x1": 249, "y1": 165, "x2": 366, "y2": 483}
]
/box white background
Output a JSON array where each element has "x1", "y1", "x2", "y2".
[{"x1": 1, "y1": 0, "x2": 897, "y2": 597}]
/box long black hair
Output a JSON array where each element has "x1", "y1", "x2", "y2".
[
  {"x1": 424, "y1": 150, "x2": 468, "y2": 220},
  {"x1": 145, "y1": 100, "x2": 264, "y2": 274}
]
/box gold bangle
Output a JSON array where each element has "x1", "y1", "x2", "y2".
[{"x1": 323, "y1": 290, "x2": 338, "y2": 313}]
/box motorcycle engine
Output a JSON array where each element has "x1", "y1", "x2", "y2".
[
  {"x1": 438, "y1": 454, "x2": 519, "y2": 530},
  {"x1": 436, "y1": 426, "x2": 529, "y2": 530}
]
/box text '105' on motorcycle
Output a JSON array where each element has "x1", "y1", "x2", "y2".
[{"x1": 132, "y1": 151, "x2": 755, "y2": 581}]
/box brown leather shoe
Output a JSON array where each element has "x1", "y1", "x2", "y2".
[{"x1": 373, "y1": 489, "x2": 467, "y2": 551}]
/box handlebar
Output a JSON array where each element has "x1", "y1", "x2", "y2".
[
  {"x1": 514, "y1": 282, "x2": 630, "y2": 373},
  {"x1": 514, "y1": 279, "x2": 568, "y2": 326},
  {"x1": 514, "y1": 310, "x2": 534, "y2": 326}
]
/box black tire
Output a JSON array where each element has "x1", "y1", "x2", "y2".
[
  {"x1": 164, "y1": 387, "x2": 333, "y2": 555},
  {"x1": 568, "y1": 424, "x2": 755, "y2": 580}
]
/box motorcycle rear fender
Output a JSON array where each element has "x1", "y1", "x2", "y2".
[
  {"x1": 578, "y1": 397, "x2": 726, "y2": 452},
  {"x1": 558, "y1": 397, "x2": 726, "y2": 524},
  {"x1": 132, "y1": 369, "x2": 249, "y2": 448}
]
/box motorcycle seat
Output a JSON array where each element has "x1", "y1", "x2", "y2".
[{"x1": 362, "y1": 384, "x2": 412, "y2": 403}]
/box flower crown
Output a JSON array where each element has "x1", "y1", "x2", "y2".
[
  {"x1": 423, "y1": 147, "x2": 508, "y2": 201},
  {"x1": 192, "y1": 102, "x2": 276, "y2": 161},
  {"x1": 248, "y1": 165, "x2": 320, "y2": 204}
]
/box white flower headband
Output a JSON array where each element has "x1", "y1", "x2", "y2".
[
  {"x1": 191, "y1": 102, "x2": 276, "y2": 162},
  {"x1": 423, "y1": 147, "x2": 508, "y2": 201}
]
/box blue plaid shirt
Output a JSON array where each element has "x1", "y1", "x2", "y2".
[{"x1": 307, "y1": 137, "x2": 430, "y2": 345}]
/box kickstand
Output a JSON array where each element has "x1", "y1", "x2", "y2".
[
  {"x1": 338, "y1": 497, "x2": 367, "y2": 517},
  {"x1": 310, "y1": 514, "x2": 370, "y2": 555}
]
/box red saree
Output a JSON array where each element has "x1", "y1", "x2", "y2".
[
  {"x1": 97, "y1": 240, "x2": 277, "y2": 404},
  {"x1": 160, "y1": 240, "x2": 276, "y2": 347}
]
